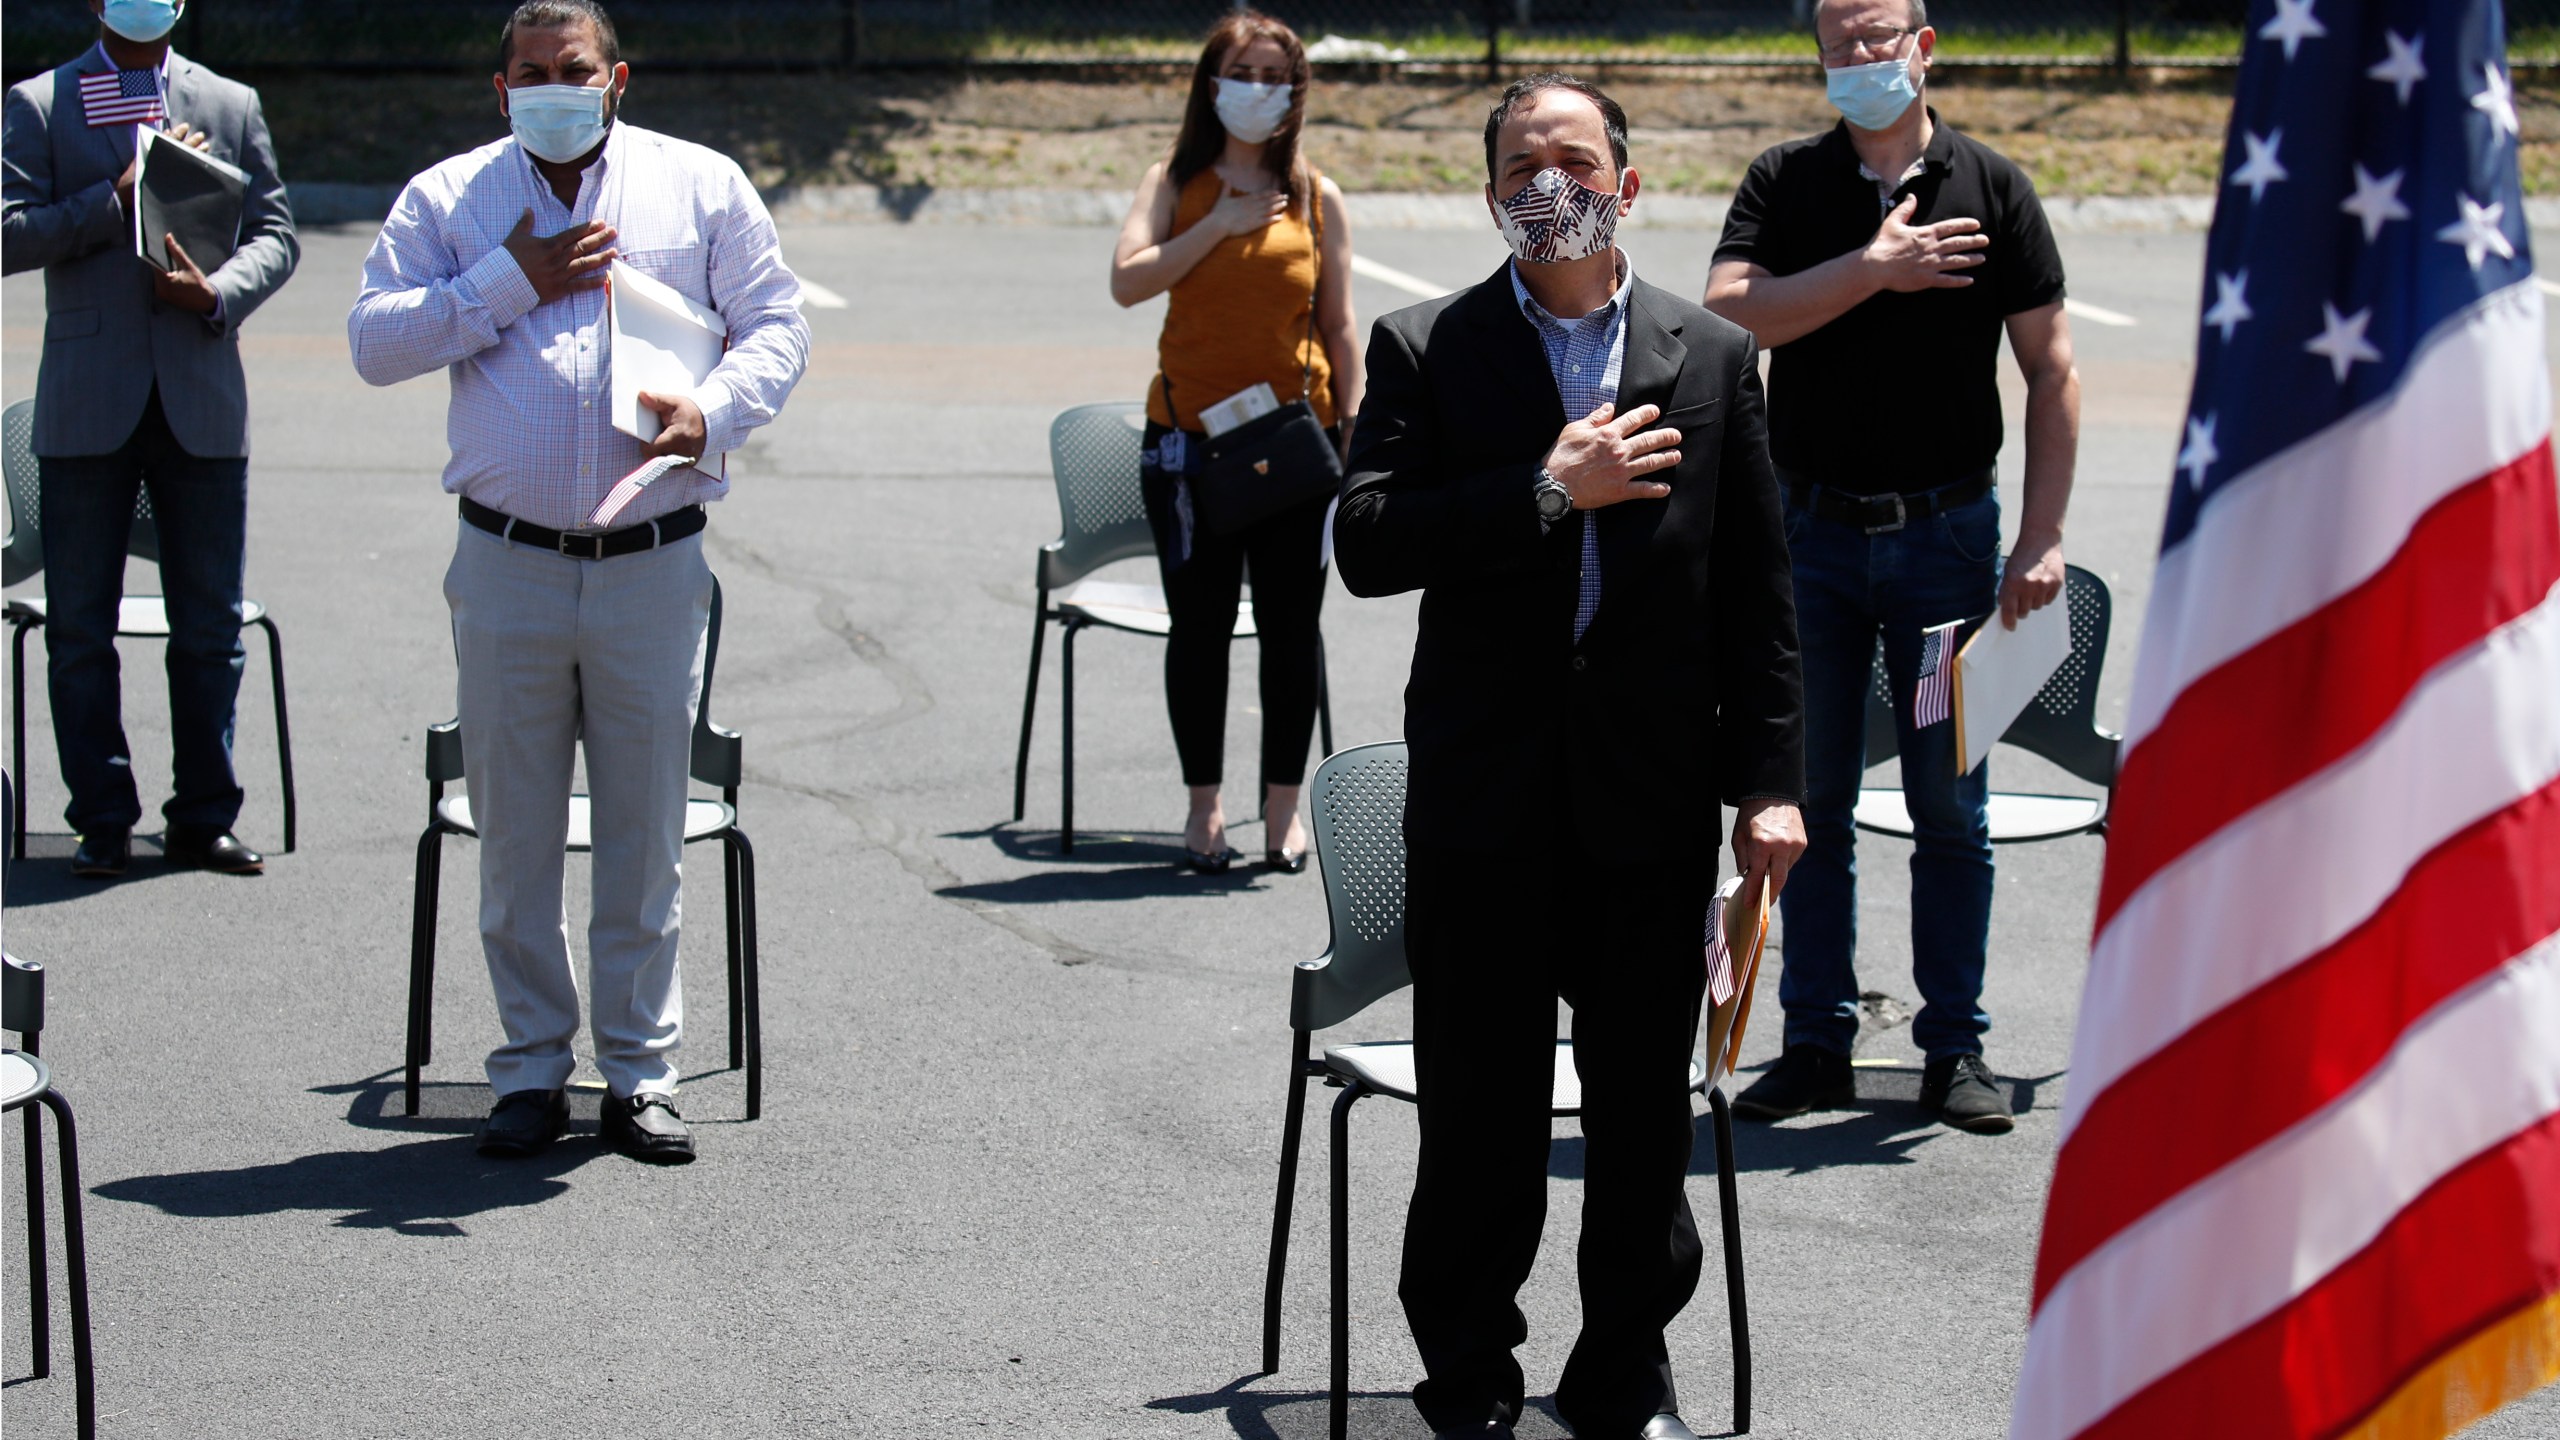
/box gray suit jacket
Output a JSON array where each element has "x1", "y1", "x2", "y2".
[{"x1": 1, "y1": 47, "x2": 297, "y2": 459}]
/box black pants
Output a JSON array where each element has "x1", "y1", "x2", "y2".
[
  {"x1": 1138, "y1": 423, "x2": 1330, "y2": 788},
  {"x1": 1400, "y1": 840, "x2": 1712, "y2": 1435}
]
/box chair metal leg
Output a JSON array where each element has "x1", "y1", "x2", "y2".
[
  {"x1": 21, "y1": 1094, "x2": 50, "y2": 1379},
  {"x1": 1710, "y1": 1087, "x2": 1752, "y2": 1435},
  {"x1": 251, "y1": 615, "x2": 294, "y2": 853},
  {"x1": 1059, "y1": 619, "x2": 1078, "y2": 855},
  {"x1": 734, "y1": 825, "x2": 762, "y2": 1121},
  {"x1": 38, "y1": 1089, "x2": 95, "y2": 1439},
  {"x1": 1329, "y1": 1081, "x2": 1365, "y2": 1440},
  {"x1": 1316, "y1": 630, "x2": 1334, "y2": 758},
  {"x1": 1262, "y1": 1032, "x2": 1315, "y2": 1375},
  {"x1": 1013, "y1": 598, "x2": 1049, "y2": 823},
  {"x1": 723, "y1": 832, "x2": 744, "y2": 1071},
  {"x1": 406, "y1": 825, "x2": 444, "y2": 1117},
  {"x1": 11, "y1": 618, "x2": 31, "y2": 861}
]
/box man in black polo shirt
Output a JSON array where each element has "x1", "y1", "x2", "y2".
[{"x1": 1703, "y1": 0, "x2": 2079, "y2": 1135}]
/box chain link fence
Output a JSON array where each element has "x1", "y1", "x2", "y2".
[{"x1": 6, "y1": 0, "x2": 2557, "y2": 75}]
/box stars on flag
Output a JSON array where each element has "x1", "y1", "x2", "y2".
[
  {"x1": 2436, "y1": 193, "x2": 2516, "y2": 270},
  {"x1": 2340, "y1": 165, "x2": 2410, "y2": 242},
  {"x1": 2258, "y1": 0, "x2": 2326, "y2": 61},
  {"x1": 2367, "y1": 30, "x2": 2425, "y2": 105},
  {"x1": 2176, "y1": 414, "x2": 2219, "y2": 491},
  {"x1": 2229, "y1": 130, "x2": 2288, "y2": 204},
  {"x1": 2203, "y1": 271, "x2": 2252, "y2": 343},
  {"x1": 2472, "y1": 63, "x2": 2519, "y2": 142},
  {"x1": 2304, "y1": 302, "x2": 2383, "y2": 384}
]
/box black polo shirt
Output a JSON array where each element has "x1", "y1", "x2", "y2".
[{"x1": 1715, "y1": 111, "x2": 2066, "y2": 496}]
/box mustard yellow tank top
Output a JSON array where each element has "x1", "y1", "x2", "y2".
[{"x1": 1147, "y1": 166, "x2": 1335, "y2": 433}]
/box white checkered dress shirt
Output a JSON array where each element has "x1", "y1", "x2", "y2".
[
  {"x1": 350, "y1": 123, "x2": 809, "y2": 532},
  {"x1": 1510, "y1": 257, "x2": 1629, "y2": 643}
]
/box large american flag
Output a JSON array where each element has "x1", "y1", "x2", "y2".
[
  {"x1": 2011, "y1": 0, "x2": 2560, "y2": 1436},
  {"x1": 79, "y1": 67, "x2": 165, "y2": 128}
]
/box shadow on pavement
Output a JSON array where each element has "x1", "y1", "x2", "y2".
[
  {"x1": 310, "y1": 1071, "x2": 750, "y2": 1134},
  {"x1": 0, "y1": 834, "x2": 216, "y2": 908},
  {"x1": 1546, "y1": 1069, "x2": 2059, "y2": 1179},
  {"x1": 93, "y1": 1132, "x2": 592, "y2": 1236},
  {"x1": 1148, "y1": 1378, "x2": 1618, "y2": 1439},
  {"x1": 937, "y1": 825, "x2": 1283, "y2": 904}
]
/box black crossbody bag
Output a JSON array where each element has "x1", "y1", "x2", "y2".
[{"x1": 1160, "y1": 186, "x2": 1343, "y2": 537}]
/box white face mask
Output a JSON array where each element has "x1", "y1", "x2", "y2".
[
  {"x1": 507, "y1": 81, "x2": 613, "y2": 164},
  {"x1": 1213, "y1": 77, "x2": 1293, "y2": 145}
]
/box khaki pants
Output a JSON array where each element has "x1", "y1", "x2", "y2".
[{"x1": 444, "y1": 518, "x2": 712, "y2": 1099}]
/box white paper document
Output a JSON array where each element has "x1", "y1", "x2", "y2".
[
  {"x1": 1953, "y1": 596, "x2": 2072, "y2": 775},
  {"x1": 608, "y1": 260, "x2": 728, "y2": 468},
  {"x1": 1199, "y1": 382, "x2": 1279, "y2": 438}
]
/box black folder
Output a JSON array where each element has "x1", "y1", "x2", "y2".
[{"x1": 132, "y1": 126, "x2": 247, "y2": 274}]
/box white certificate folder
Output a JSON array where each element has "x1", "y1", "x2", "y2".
[
  {"x1": 1951, "y1": 594, "x2": 2072, "y2": 775},
  {"x1": 608, "y1": 260, "x2": 728, "y2": 479}
]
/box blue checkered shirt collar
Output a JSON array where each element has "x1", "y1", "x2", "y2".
[{"x1": 1509, "y1": 253, "x2": 1631, "y2": 644}]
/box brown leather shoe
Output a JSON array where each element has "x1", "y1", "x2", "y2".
[
  {"x1": 602, "y1": 1091, "x2": 695, "y2": 1165},
  {"x1": 165, "y1": 828, "x2": 264, "y2": 875}
]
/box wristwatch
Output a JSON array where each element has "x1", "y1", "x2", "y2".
[{"x1": 1532, "y1": 468, "x2": 1574, "y2": 525}]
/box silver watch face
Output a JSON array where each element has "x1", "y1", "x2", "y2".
[{"x1": 1535, "y1": 477, "x2": 1572, "y2": 521}]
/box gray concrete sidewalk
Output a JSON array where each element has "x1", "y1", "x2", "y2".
[{"x1": 3, "y1": 220, "x2": 2554, "y2": 1438}]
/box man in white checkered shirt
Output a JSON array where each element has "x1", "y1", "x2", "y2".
[{"x1": 348, "y1": 0, "x2": 808, "y2": 1166}]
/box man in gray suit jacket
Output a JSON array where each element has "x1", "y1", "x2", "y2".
[{"x1": 2, "y1": 0, "x2": 298, "y2": 877}]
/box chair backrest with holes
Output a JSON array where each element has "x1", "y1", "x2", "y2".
[
  {"x1": 1861, "y1": 563, "x2": 2121, "y2": 788},
  {"x1": 1293, "y1": 741, "x2": 1414, "y2": 1033},
  {"x1": 3, "y1": 399, "x2": 39, "y2": 586},
  {"x1": 1041, "y1": 402, "x2": 1157, "y2": 591},
  {"x1": 3, "y1": 954, "x2": 41, "y2": 1038}
]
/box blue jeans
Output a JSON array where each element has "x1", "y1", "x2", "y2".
[
  {"x1": 37, "y1": 390, "x2": 249, "y2": 838},
  {"x1": 1776, "y1": 486, "x2": 1999, "y2": 1060}
]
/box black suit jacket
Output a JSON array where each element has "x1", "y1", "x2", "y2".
[{"x1": 1335, "y1": 263, "x2": 1804, "y2": 859}]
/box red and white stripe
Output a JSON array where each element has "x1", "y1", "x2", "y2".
[{"x1": 2012, "y1": 278, "x2": 2560, "y2": 1438}]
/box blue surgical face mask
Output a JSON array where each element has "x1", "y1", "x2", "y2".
[
  {"x1": 101, "y1": 0, "x2": 182, "y2": 44},
  {"x1": 507, "y1": 81, "x2": 614, "y2": 164},
  {"x1": 1826, "y1": 55, "x2": 1919, "y2": 132}
]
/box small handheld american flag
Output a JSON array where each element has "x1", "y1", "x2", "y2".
[
  {"x1": 80, "y1": 68, "x2": 166, "y2": 128},
  {"x1": 585, "y1": 454, "x2": 696, "y2": 529},
  {"x1": 1912, "y1": 618, "x2": 1964, "y2": 729}
]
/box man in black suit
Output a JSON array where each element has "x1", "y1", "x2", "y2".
[{"x1": 1334, "y1": 73, "x2": 1805, "y2": 1440}]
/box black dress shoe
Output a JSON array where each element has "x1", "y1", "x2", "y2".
[
  {"x1": 1431, "y1": 1420, "x2": 1515, "y2": 1439},
  {"x1": 70, "y1": 828, "x2": 131, "y2": 879},
  {"x1": 602, "y1": 1091, "x2": 696, "y2": 1165},
  {"x1": 1183, "y1": 846, "x2": 1235, "y2": 875},
  {"x1": 1732, "y1": 1041, "x2": 1856, "y2": 1120},
  {"x1": 165, "y1": 828, "x2": 264, "y2": 875},
  {"x1": 1263, "y1": 848, "x2": 1307, "y2": 874},
  {"x1": 477, "y1": 1088, "x2": 568, "y2": 1158},
  {"x1": 1640, "y1": 1415, "x2": 1702, "y2": 1440}
]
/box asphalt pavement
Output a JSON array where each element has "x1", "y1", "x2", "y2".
[{"x1": 4, "y1": 214, "x2": 2557, "y2": 1438}]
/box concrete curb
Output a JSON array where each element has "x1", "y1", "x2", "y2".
[{"x1": 293, "y1": 180, "x2": 2560, "y2": 234}]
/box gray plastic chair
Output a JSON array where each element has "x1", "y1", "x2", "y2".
[
  {"x1": 404, "y1": 577, "x2": 761, "y2": 1121},
  {"x1": 1261, "y1": 742, "x2": 1750, "y2": 1440},
  {"x1": 1010, "y1": 402, "x2": 1333, "y2": 852},
  {"x1": 1855, "y1": 562, "x2": 2121, "y2": 843},
  {"x1": 1, "y1": 397, "x2": 296, "y2": 858},
  {"x1": 6, "y1": 954, "x2": 95, "y2": 1439}
]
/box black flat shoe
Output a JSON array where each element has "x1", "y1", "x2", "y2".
[
  {"x1": 165, "y1": 828, "x2": 264, "y2": 875},
  {"x1": 602, "y1": 1091, "x2": 696, "y2": 1165},
  {"x1": 1184, "y1": 847, "x2": 1235, "y2": 874},
  {"x1": 70, "y1": 828, "x2": 131, "y2": 879},
  {"x1": 1263, "y1": 848, "x2": 1307, "y2": 874},
  {"x1": 477, "y1": 1088, "x2": 568, "y2": 1158}
]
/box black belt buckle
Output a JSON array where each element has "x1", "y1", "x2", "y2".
[
  {"x1": 557, "y1": 529, "x2": 607, "y2": 560},
  {"x1": 1862, "y1": 492, "x2": 1908, "y2": 535}
]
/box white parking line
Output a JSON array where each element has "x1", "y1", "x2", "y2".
[
  {"x1": 2064, "y1": 297, "x2": 2137, "y2": 328},
  {"x1": 1350, "y1": 254, "x2": 1452, "y2": 300},
  {"x1": 797, "y1": 278, "x2": 850, "y2": 309},
  {"x1": 2537, "y1": 277, "x2": 2560, "y2": 298}
]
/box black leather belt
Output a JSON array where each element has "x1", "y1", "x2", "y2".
[
  {"x1": 1779, "y1": 468, "x2": 1994, "y2": 535},
  {"x1": 460, "y1": 497, "x2": 705, "y2": 560}
]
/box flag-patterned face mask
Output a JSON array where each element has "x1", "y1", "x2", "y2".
[{"x1": 1493, "y1": 166, "x2": 1624, "y2": 265}]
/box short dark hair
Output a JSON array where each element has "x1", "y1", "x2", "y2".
[
  {"x1": 500, "y1": 0, "x2": 622, "y2": 73},
  {"x1": 1482, "y1": 73, "x2": 1629, "y2": 184}
]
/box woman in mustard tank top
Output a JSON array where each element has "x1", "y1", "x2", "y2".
[{"x1": 1109, "y1": 10, "x2": 1364, "y2": 875}]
